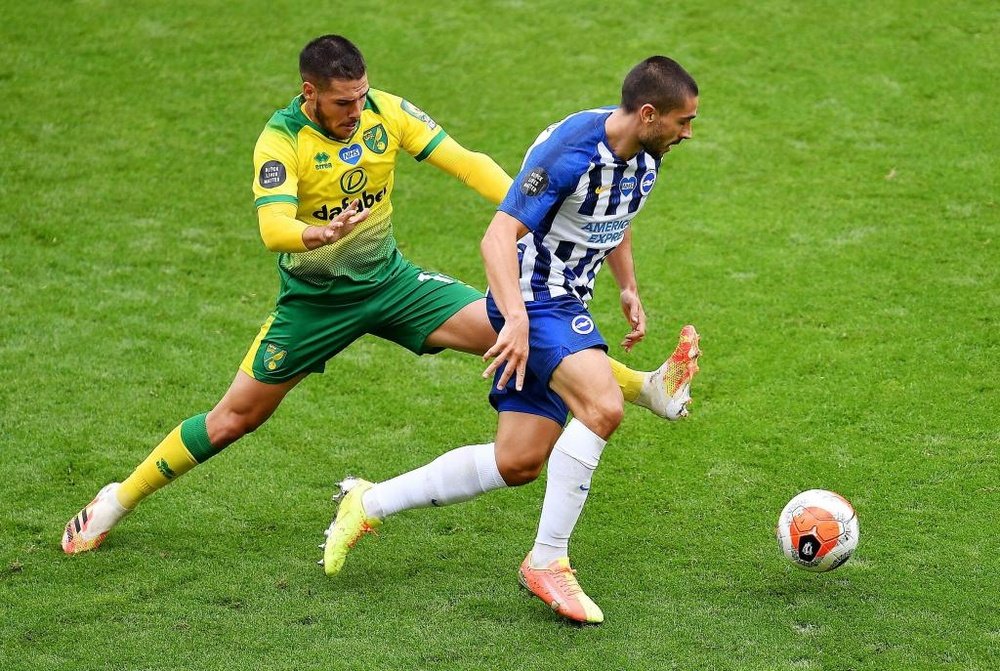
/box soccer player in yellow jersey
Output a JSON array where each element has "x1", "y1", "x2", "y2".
[{"x1": 61, "y1": 35, "x2": 697, "y2": 556}]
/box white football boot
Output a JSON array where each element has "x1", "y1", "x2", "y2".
[
  {"x1": 61, "y1": 483, "x2": 130, "y2": 554},
  {"x1": 634, "y1": 325, "x2": 701, "y2": 420}
]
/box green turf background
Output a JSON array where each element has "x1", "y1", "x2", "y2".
[{"x1": 1, "y1": 1, "x2": 997, "y2": 669}]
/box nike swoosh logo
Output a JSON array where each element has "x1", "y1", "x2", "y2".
[{"x1": 579, "y1": 485, "x2": 590, "y2": 492}]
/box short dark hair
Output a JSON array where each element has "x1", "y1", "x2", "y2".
[
  {"x1": 299, "y1": 35, "x2": 366, "y2": 87},
  {"x1": 621, "y1": 56, "x2": 698, "y2": 113}
]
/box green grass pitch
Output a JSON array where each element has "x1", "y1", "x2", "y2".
[{"x1": 1, "y1": 2, "x2": 997, "y2": 669}]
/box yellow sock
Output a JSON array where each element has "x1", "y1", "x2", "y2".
[
  {"x1": 117, "y1": 425, "x2": 198, "y2": 509},
  {"x1": 609, "y1": 358, "x2": 646, "y2": 403}
]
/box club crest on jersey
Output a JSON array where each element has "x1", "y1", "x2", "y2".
[
  {"x1": 263, "y1": 343, "x2": 287, "y2": 372},
  {"x1": 521, "y1": 167, "x2": 549, "y2": 197},
  {"x1": 619, "y1": 176, "x2": 637, "y2": 197},
  {"x1": 314, "y1": 152, "x2": 332, "y2": 170},
  {"x1": 339, "y1": 144, "x2": 363, "y2": 165},
  {"x1": 401, "y1": 100, "x2": 437, "y2": 129},
  {"x1": 571, "y1": 315, "x2": 595, "y2": 335},
  {"x1": 259, "y1": 160, "x2": 286, "y2": 188},
  {"x1": 340, "y1": 168, "x2": 368, "y2": 194},
  {"x1": 640, "y1": 172, "x2": 657, "y2": 195},
  {"x1": 363, "y1": 124, "x2": 388, "y2": 154}
]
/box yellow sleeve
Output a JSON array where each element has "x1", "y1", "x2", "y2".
[
  {"x1": 257, "y1": 202, "x2": 308, "y2": 253},
  {"x1": 423, "y1": 136, "x2": 513, "y2": 205},
  {"x1": 252, "y1": 124, "x2": 299, "y2": 210},
  {"x1": 373, "y1": 90, "x2": 448, "y2": 161}
]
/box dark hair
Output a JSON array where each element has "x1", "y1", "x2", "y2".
[
  {"x1": 299, "y1": 35, "x2": 366, "y2": 86},
  {"x1": 621, "y1": 56, "x2": 698, "y2": 113}
]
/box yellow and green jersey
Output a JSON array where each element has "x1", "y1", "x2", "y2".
[{"x1": 252, "y1": 88, "x2": 447, "y2": 282}]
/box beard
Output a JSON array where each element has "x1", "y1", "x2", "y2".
[
  {"x1": 314, "y1": 105, "x2": 356, "y2": 140},
  {"x1": 314, "y1": 105, "x2": 339, "y2": 139},
  {"x1": 641, "y1": 136, "x2": 680, "y2": 160}
]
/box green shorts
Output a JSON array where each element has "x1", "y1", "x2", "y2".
[{"x1": 239, "y1": 251, "x2": 483, "y2": 383}]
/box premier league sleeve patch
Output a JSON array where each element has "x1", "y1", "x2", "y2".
[
  {"x1": 259, "y1": 160, "x2": 287, "y2": 188},
  {"x1": 520, "y1": 167, "x2": 550, "y2": 197},
  {"x1": 401, "y1": 99, "x2": 437, "y2": 129}
]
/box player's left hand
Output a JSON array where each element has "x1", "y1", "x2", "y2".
[
  {"x1": 302, "y1": 199, "x2": 370, "y2": 249},
  {"x1": 482, "y1": 313, "x2": 529, "y2": 391},
  {"x1": 619, "y1": 288, "x2": 646, "y2": 352}
]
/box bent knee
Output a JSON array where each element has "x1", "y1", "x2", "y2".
[
  {"x1": 576, "y1": 397, "x2": 624, "y2": 438},
  {"x1": 497, "y1": 454, "x2": 546, "y2": 487},
  {"x1": 206, "y1": 407, "x2": 270, "y2": 448}
]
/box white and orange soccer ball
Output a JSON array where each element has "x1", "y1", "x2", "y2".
[{"x1": 776, "y1": 489, "x2": 859, "y2": 572}]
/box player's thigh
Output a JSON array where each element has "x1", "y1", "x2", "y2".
[
  {"x1": 549, "y1": 348, "x2": 624, "y2": 436},
  {"x1": 424, "y1": 298, "x2": 495, "y2": 355},
  {"x1": 368, "y1": 258, "x2": 485, "y2": 355},
  {"x1": 494, "y1": 410, "x2": 564, "y2": 484},
  {"x1": 239, "y1": 297, "x2": 367, "y2": 384}
]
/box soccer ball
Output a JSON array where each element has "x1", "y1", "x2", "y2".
[{"x1": 776, "y1": 489, "x2": 859, "y2": 572}]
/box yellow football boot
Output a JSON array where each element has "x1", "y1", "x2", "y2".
[{"x1": 321, "y1": 477, "x2": 381, "y2": 576}]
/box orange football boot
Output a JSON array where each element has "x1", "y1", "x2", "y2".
[{"x1": 518, "y1": 554, "x2": 604, "y2": 624}]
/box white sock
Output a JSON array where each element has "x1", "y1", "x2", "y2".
[
  {"x1": 362, "y1": 443, "x2": 506, "y2": 519},
  {"x1": 531, "y1": 419, "x2": 607, "y2": 568}
]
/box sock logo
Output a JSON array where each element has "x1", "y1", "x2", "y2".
[
  {"x1": 156, "y1": 458, "x2": 177, "y2": 479},
  {"x1": 578, "y1": 484, "x2": 590, "y2": 492}
]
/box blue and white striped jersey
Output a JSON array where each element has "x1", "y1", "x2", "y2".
[{"x1": 497, "y1": 107, "x2": 660, "y2": 305}]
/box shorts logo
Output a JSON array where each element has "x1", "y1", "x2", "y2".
[
  {"x1": 263, "y1": 343, "x2": 287, "y2": 372},
  {"x1": 340, "y1": 168, "x2": 368, "y2": 194},
  {"x1": 401, "y1": 99, "x2": 437, "y2": 129},
  {"x1": 314, "y1": 152, "x2": 332, "y2": 170},
  {"x1": 363, "y1": 124, "x2": 388, "y2": 154},
  {"x1": 619, "y1": 176, "x2": 637, "y2": 197},
  {"x1": 259, "y1": 160, "x2": 286, "y2": 188},
  {"x1": 520, "y1": 167, "x2": 549, "y2": 197},
  {"x1": 640, "y1": 172, "x2": 657, "y2": 196},
  {"x1": 571, "y1": 315, "x2": 594, "y2": 335},
  {"x1": 339, "y1": 144, "x2": 363, "y2": 165}
]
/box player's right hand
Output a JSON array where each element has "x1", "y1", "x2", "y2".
[
  {"x1": 303, "y1": 199, "x2": 369, "y2": 248},
  {"x1": 482, "y1": 315, "x2": 528, "y2": 391}
]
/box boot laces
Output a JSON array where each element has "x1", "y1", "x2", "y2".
[{"x1": 553, "y1": 565, "x2": 584, "y2": 598}]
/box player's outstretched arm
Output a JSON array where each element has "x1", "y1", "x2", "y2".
[
  {"x1": 424, "y1": 136, "x2": 513, "y2": 205},
  {"x1": 606, "y1": 229, "x2": 646, "y2": 352},
  {"x1": 258, "y1": 200, "x2": 369, "y2": 252},
  {"x1": 480, "y1": 211, "x2": 530, "y2": 390}
]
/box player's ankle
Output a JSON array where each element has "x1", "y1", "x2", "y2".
[
  {"x1": 360, "y1": 489, "x2": 384, "y2": 520},
  {"x1": 530, "y1": 544, "x2": 567, "y2": 568}
]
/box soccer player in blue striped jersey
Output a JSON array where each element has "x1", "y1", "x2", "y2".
[{"x1": 323, "y1": 57, "x2": 702, "y2": 624}]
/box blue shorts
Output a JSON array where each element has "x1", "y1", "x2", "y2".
[{"x1": 486, "y1": 294, "x2": 608, "y2": 425}]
